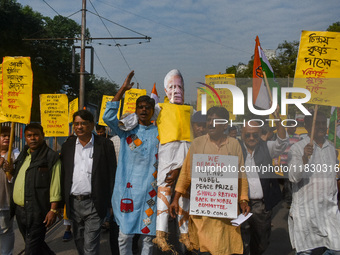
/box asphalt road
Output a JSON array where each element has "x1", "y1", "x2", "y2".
[{"x1": 12, "y1": 200, "x2": 294, "y2": 255}]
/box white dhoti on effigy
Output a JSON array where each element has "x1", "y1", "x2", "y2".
[{"x1": 156, "y1": 141, "x2": 190, "y2": 233}]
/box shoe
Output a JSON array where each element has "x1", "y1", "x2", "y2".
[{"x1": 62, "y1": 230, "x2": 73, "y2": 242}]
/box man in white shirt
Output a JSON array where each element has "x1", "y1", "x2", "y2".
[
  {"x1": 239, "y1": 113, "x2": 288, "y2": 255},
  {"x1": 61, "y1": 110, "x2": 116, "y2": 255},
  {"x1": 288, "y1": 112, "x2": 340, "y2": 255}
]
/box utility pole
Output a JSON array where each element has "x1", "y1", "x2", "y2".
[{"x1": 79, "y1": 0, "x2": 86, "y2": 110}]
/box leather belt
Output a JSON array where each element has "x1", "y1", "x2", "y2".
[{"x1": 71, "y1": 194, "x2": 91, "y2": 201}]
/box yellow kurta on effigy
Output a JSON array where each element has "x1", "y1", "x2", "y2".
[{"x1": 156, "y1": 103, "x2": 193, "y2": 144}]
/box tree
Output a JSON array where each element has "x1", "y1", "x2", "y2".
[
  {"x1": 0, "y1": 0, "x2": 82, "y2": 121},
  {"x1": 86, "y1": 76, "x2": 118, "y2": 107},
  {"x1": 270, "y1": 40, "x2": 299, "y2": 78},
  {"x1": 327, "y1": 21, "x2": 340, "y2": 32}
]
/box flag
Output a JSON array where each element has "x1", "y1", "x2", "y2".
[
  {"x1": 253, "y1": 36, "x2": 280, "y2": 109},
  {"x1": 150, "y1": 83, "x2": 160, "y2": 104},
  {"x1": 328, "y1": 107, "x2": 340, "y2": 148}
]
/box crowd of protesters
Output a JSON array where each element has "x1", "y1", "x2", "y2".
[{"x1": 0, "y1": 69, "x2": 339, "y2": 255}]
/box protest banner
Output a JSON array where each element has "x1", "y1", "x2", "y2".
[
  {"x1": 190, "y1": 154, "x2": 239, "y2": 219},
  {"x1": 293, "y1": 30, "x2": 340, "y2": 107},
  {"x1": 98, "y1": 95, "x2": 115, "y2": 126},
  {"x1": 40, "y1": 94, "x2": 69, "y2": 137},
  {"x1": 68, "y1": 97, "x2": 78, "y2": 123},
  {"x1": 2, "y1": 57, "x2": 33, "y2": 124},
  {"x1": 122, "y1": 88, "x2": 147, "y2": 116},
  {"x1": 196, "y1": 74, "x2": 236, "y2": 119}
]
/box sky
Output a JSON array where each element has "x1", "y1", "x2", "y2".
[{"x1": 17, "y1": 0, "x2": 340, "y2": 105}]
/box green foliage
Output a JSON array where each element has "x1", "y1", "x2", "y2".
[
  {"x1": 327, "y1": 21, "x2": 340, "y2": 32},
  {"x1": 86, "y1": 76, "x2": 118, "y2": 107}
]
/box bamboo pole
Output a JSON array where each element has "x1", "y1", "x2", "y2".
[
  {"x1": 309, "y1": 105, "x2": 319, "y2": 146},
  {"x1": 334, "y1": 107, "x2": 337, "y2": 145},
  {"x1": 6, "y1": 122, "x2": 15, "y2": 179}
]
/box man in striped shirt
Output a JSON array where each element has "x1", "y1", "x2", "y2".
[{"x1": 288, "y1": 112, "x2": 340, "y2": 255}]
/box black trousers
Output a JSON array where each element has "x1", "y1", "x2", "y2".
[
  {"x1": 241, "y1": 199, "x2": 272, "y2": 255},
  {"x1": 15, "y1": 205, "x2": 55, "y2": 255}
]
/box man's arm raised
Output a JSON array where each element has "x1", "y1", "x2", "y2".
[{"x1": 112, "y1": 71, "x2": 135, "y2": 101}]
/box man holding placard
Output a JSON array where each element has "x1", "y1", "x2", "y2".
[
  {"x1": 170, "y1": 106, "x2": 250, "y2": 255},
  {"x1": 0, "y1": 126, "x2": 19, "y2": 255},
  {"x1": 288, "y1": 112, "x2": 340, "y2": 255}
]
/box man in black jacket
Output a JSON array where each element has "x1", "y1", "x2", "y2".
[
  {"x1": 239, "y1": 113, "x2": 288, "y2": 255},
  {"x1": 61, "y1": 110, "x2": 116, "y2": 255},
  {"x1": 12, "y1": 123, "x2": 61, "y2": 255}
]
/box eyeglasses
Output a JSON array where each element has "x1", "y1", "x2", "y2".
[
  {"x1": 245, "y1": 133, "x2": 260, "y2": 139},
  {"x1": 74, "y1": 121, "x2": 90, "y2": 127},
  {"x1": 136, "y1": 105, "x2": 152, "y2": 110}
]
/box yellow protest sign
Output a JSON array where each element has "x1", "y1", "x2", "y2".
[
  {"x1": 122, "y1": 88, "x2": 147, "y2": 116},
  {"x1": 2, "y1": 57, "x2": 33, "y2": 124},
  {"x1": 40, "y1": 94, "x2": 69, "y2": 137},
  {"x1": 68, "y1": 98, "x2": 78, "y2": 123},
  {"x1": 293, "y1": 31, "x2": 340, "y2": 106},
  {"x1": 196, "y1": 74, "x2": 236, "y2": 119},
  {"x1": 98, "y1": 95, "x2": 115, "y2": 126},
  {"x1": 156, "y1": 103, "x2": 193, "y2": 144},
  {"x1": 0, "y1": 65, "x2": 7, "y2": 123}
]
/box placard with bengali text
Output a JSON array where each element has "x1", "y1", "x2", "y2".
[
  {"x1": 122, "y1": 88, "x2": 147, "y2": 116},
  {"x1": 197, "y1": 74, "x2": 236, "y2": 119},
  {"x1": 98, "y1": 95, "x2": 114, "y2": 126},
  {"x1": 293, "y1": 30, "x2": 340, "y2": 107},
  {"x1": 68, "y1": 98, "x2": 78, "y2": 123},
  {"x1": 2, "y1": 57, "x2": 33, "y2": 124}
]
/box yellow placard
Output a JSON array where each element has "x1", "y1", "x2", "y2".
[
  {"x1": 0, "y1": 65, "x2": 7, "y2": 123},
  {"x1": 68, "y1": 98, "x2": 78, "y2": 123},
  {"x1": 196, "y1": 74, "x2": 236, "y2": 120},
  {"x1": 293, "y1": 31, "x2": 340, "y2": 106},
  {"x1": 122, "y1": 89, "x2": 147, "y2": 116},
  {"x1": 98, "y1": 95, "x2": 114, "y2": 126},
  {"x1": 2, "y1": 57, "x2": 33, "y2": 124},
  {"x1": 156, "y1": 103, "x2": 192, "y2": 144},
  {"x1": 40, "y1": 94, "x2": 69, "y2": 137}
]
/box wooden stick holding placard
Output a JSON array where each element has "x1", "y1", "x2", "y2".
[
  {"x1": 6, "y1": 122, "x2": 15, "y2": 179},
  {"x1": 309, "y1": 105, "x2": 319, "y2": 146},
  {"x1": 334, "y1": 107, "x2": 337, "y2": 145}
]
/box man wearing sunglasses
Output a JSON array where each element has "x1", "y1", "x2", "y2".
[
  {"x1": 103, "y1": 71, "x2": 159, "y2": 255},
  {"x1": 239, "y1": 108, "x2": 288, "y2": 255}
]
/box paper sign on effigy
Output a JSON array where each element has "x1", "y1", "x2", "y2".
[
  {"x1": 40, "y1": 94, "x2": 68, "y2": 137},
  {"x1": 190, "y1": 154, "x2": 239, "y2": 219},
  {"x1": 122, "y1": 89, "x2": 146, "y2": 116},
  {"x1": 68, "y1": 98, "x2": 78, "y2": 123},
  {"x1": 293, "y1": 31, "x2": 340, "y2": 107},
  {"x1": 197, "y1": 74, "x2": 236, "y2": 120},
  {"x1": 98, "y1": 95, "x2": 114, "y2": 126},
  {"x1": 2, "y1": 57, "x2": 33, "y2": 124}
]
